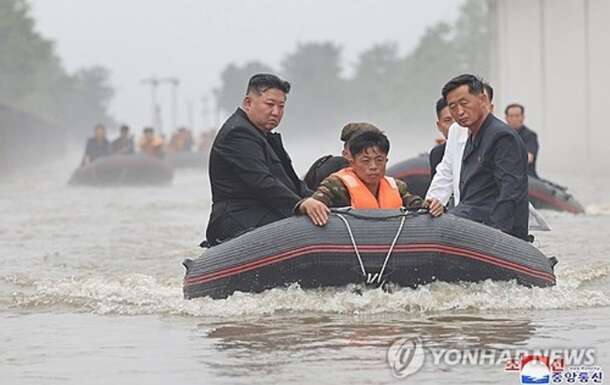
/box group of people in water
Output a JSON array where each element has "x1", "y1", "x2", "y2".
[
  {"x1": 80, "y1": 124, "x2": 215, "y2": 166},
  {"x1": 203, "y1": 73, "x2": 540, "y2": 247}
]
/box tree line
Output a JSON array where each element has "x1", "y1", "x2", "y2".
[
  {"x1": 0, "y1": 0, "x2": 114, "y2": 138},
  {"x1": 213, "y1": 0, "x2": 490, "y2": 143}
]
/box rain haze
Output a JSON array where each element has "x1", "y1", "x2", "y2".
[
  {"x1": 1, "y1": 1, "x2": 610, "y2": 385},
  {"x1": 30, "y1": 0, "x2": 461, "y2": 131}
]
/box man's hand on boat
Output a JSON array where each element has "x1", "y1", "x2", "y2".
[
  {"x1": 426, "y1": 197, "x2": 445, "y2": 217},
  {"x1": 299, "y1": 198, "x2": 331, "y2": 226}
]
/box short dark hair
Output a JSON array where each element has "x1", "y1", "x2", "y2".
[
  {"x1": 505, "y1": 103, "x2": 525, "y2": 115},
  {"x1": 348, "y1": 130, "x2": 390, "y2": 157},
  {"x1": 483, "y1": 82, "x2": 494, "y2": 103},
  {"x1": 435, "y1": 97, "x2": 448, "y2": 117},
  {"x1": 120, "y1": 125, "x2": 129, "y2": 132},
  {"x1": 340, "y1": 122, "x2": 380, "y2": 142},
  {"x1": 246, "y1": 73, "x2": 291, "y2": 95},
  {"x1": 143, "y1": 127, "x2": 154, "y2": 133},
  {"x1": 441, "y1": 74, "x2": 485, "y2": 101}
]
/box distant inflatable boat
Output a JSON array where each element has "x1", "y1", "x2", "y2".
[
  {"x1": 387, "y1": 154, "x2": 585, "y2": 214},
  {"x1": 183, "y1": 209, "x2": 557, "y2": 300},
  {"x1": 69, "y1": 154, "x2": 174, "y2": 186},
  {"x1": 165, "y1": 151, "x2": 207, "y2": 169}
]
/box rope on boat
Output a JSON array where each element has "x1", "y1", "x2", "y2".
[{"x1": 335, "y1": 212, "x2": 407, "y2": 285}]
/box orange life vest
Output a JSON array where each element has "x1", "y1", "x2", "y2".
[{"x1": 333, "y1": 168, "x2": 403, "y2": 209}]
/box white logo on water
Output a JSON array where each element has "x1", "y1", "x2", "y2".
[{"x1": 387, "y1": 337, "x2": 426, "y2": 378}]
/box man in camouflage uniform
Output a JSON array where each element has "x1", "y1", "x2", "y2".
[
  {"x1": 303, "y1": 122, "x2": 380, "y2": 190},
  {"x1": 298, "y1": 130, "x2": 435, "y2": 226},
  {"x1": 309, "y1": 172, "x2": 424, "y2": 209}
]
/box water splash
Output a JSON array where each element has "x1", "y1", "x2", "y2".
[
  {"x1": 586, "y1": 204, "x2": 610, "y2": 216},
  {"x1": 5, "y1": 263, "x2": 610, "y2": 317}
]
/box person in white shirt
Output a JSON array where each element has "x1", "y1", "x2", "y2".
[
  {"x1": 426, "y1": 83, "x2": 495, "y2": 216},
  {"x1": 426, "y1": 83, "x2": 550, "y2": 232}
]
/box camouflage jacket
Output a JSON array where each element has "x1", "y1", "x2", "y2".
[{"x1": 308, "y1": 175, "x2": 425, "y2": 209}]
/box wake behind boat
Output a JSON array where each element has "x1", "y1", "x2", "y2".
[{"x1": 183, "y1": 209, "x2": 557, "y2": 300}]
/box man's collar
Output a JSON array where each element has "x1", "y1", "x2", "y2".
[
  {"x1": 236, "y1": 107, "x2": 276, "y2": 137},
  {"x1": 470, "y1": 113, "x2": 493, "y2": 145}
]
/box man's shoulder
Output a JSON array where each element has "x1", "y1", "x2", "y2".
[
  {"x1": 316, "y1": 175, "x2": 348, "y2": 195},
  {"x1": 522, "y1": 125, "x2": 538, "y2": 138},
  {"x1": 394, "y1": 178, "x2": 408, "y2": 193},
  {"x1": 487, "y1": 115, "x2": 519, "y2": 139},
  {"x1": 430, "y1": 142, "x2": 446, "y2": 156},
  {"x1": 217, "y1": 109, "x2": 260, "y2": 141}
]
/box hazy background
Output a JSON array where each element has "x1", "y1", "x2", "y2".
[
  {"x1": 3, "y1": 0, "x2": 607, "y2": 174},
  {"x1": 28, "y1": 0, "x2": 462, "y2": 132}
]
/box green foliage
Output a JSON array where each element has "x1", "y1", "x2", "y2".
[
  {"x1": 0, "y1": 0, "x2": 114, "y2": 136},
  {"x1": 214, "y1": 0, "x2": 490, "y2": 139}
]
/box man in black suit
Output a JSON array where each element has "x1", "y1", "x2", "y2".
[
  {"x1": 505, "y1": 103, "x2": 540, "y2": 177},
  {"x1": 429, "y1": 97, "x2": 454, "y2": 178},
  {"x1": 442, "y1": 74, "x2": 529, "y2": 240},
  {"x1": 204, "y1": 74, "x2": 320, "y2": 246}
]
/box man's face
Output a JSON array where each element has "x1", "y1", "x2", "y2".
[
  {"x1": 243, "y1": 88, "x2": 286, "y2": 133},
  {"x1": 94, "y1": 126, "x2": 106, "y2": 140},
  {"x1": 350, "y1": 146, "x2": 388, "y2": 186},
  {"x1": 446, "y1": 85, "x2": 487, "y2": 128},
  {"x1": 436, "y1": 106, "x2": 454, "y2": 139},
  {"x1": 506, "y1": 107, "x2": 525, "y2": 130},
  {"x1": 144, "y1": 131, "x2": 154, "y2": 140},
  {"x1": 120, "y1": 128, "x2": 129, "y2": 138}
]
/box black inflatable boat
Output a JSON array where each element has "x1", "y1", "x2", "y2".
[
  {"x1": 183, "y1": 209, "x2": 557, "y2": 300},
  {"x1": 69, "y1": 154, "x2": 174, "y2": 186},
  {"x1": 387, "y1": 154, "x2": 585, "y2": 214}
]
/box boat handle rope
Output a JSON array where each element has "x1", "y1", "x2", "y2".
[{"x1": 335, "y1": 213, "x2": 407, "y2": 286}]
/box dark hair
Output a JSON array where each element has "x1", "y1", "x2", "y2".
[
  {"x1": 348, "y1": 130, "x2": 390, "y2": 157},
  {"x1": 483, "y1": 82, "x2": 494, "y2": 103},
  {"x1": 246, "y1": 73, "x2": 291, "y2": 95},
  {"x1": 435, "y1": 97, "x2": 448, "y2": 117},
  {"x1": 505, "y1": 103, "x2": 525, "y2": 115},
  {"x1": 340, "y1": 122, "x2": 380, "y2": 142},
  {"x1": 441, "y1": 74, "x2": 485, "y2": 101},
  {"x1": 143, "y1": 127, "x2": 154, "y2": 133},
  {"x1": 120, "y1": 125, "x2": 129, "y2": 132}
]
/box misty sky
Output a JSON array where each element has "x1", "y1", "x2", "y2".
[{"x1": 30, "y1": 0, "x2": 461, "y2": 133}]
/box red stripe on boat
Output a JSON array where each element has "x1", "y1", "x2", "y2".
[
  {"x1": 528, "y1": 189, "x2": 583, "y2": 214},
  {"x1": 184, "y1": 243, "x2": 555, "y2": 286}
]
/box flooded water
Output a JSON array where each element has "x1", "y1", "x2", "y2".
[{"x1": 1, "y1": 155, "x2": 609, "y2": 385}]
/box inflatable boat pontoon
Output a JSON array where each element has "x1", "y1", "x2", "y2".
[
  {"x1": 69, "y1": 154, "x2": 174, "y2": 186},
  {"x1": 183, "y1": 209, "x2": 557, "y2": 299},
  {"x1": 387, "y1": 154, "x2": 585, "y2": 214}
]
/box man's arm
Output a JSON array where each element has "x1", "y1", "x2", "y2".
[
  {"x1": 215, "y1": 126, "x2": 303, "y2": 210},
  {"x1": 525, "y1": 132, "x2": 539, "y2": 164},
  {"x1": 81, "y1": 139, "x2": 91, "y2": 167},
  {"x1": 396, "y1": 180, "x2": 425, "y2": 209},
  {"x1": 296, "y1": 176, "x2": 345, "y2": 226},
  {"x1": 426, "y1": 132, "x2": 455, "y2": 205},
  {"x1": 490, "y1": 135, "x2": 528, "y2": 233}
]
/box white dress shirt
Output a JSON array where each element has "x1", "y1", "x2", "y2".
[{"x1": 426, "y1": 122, "x2": 468, "y2": 205}]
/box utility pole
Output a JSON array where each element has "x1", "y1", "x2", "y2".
[
  {"x1": 141, "y1": 76, "x2": 162, "y2": 133},
  {"x1": 160, "y1": 77, "x2": 180, "y2": 133},
  {"x1": 201, "y1": 95, "x2": 210, "y2": 129}
]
